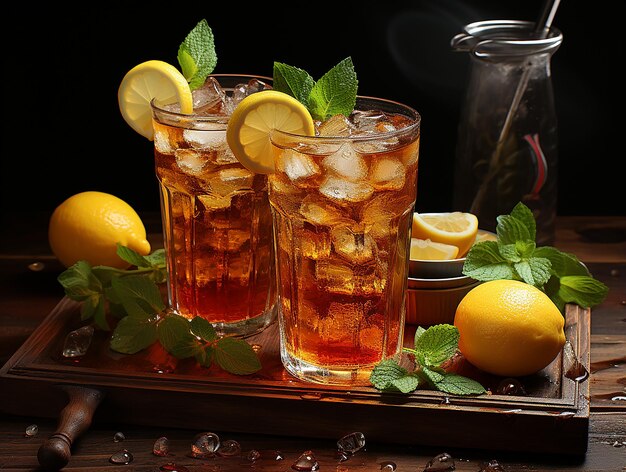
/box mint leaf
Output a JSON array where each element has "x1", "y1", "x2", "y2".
[
  {"x1": 370, "y1": 359, "x2": 410, "y2": 391},
  {"x1": 307, "y1": 57, "x2": 358, "y2": 121},
  {"x1": 533, "y1": 247, "x2": 589, "y2": 277},
  {"x1": 58, "y1": 261, "x2": 102, "y2": 300},
  {"x1": 514, "y1": 257, "x2": 552, "y2": 287},
  {"x1": 190, "y1": 316, "x2": 218, "y2": 342},
  {"x1": 81, "y1": 295, "x2": 109, "y2": 330},
  {"x1": 390, "y1": 375, "x2": 421, "y2": 394},
  {"x1": 144, "y1": 248, "x2": 166, "y2": 267},
  {"x1": 414, "y1": 326, "x2": 426, "y2": 345},
  {"x1": 498, "y1": 243, "x2": 522, "y2": 263},
  {"x1": 496, "y1": 209, "x2": 533, "y2": 246},
  {"x1": 177, "y1": 19, "x2": 217, "y2": 90},
  {"x1": 421, "y1": 366, "x2": 445, "y2": 384},
  {"x1": 415, "y1": 325, "x2": 459, "y2": 367},
  {"x1": 510, "y1": 202, "x2": 536, "y2": 241},
  {"x1": 273, "y1": 62, "x2": 315, "y2": 105},
  {"x1": 463, "y1": 241, "x2": 515, "y2": 281},
  {"x1": 194, "y1": 345, "x2": 215, "y2": 367},
  {"x1": 111, "y1": 275, "x2": 165, "y2": 318},
  {"x1": 557, "y1": 275, "x2": 609, "y2": 308},
  {"x1": 157, "y1": 314, "x2": 192, "y2": 353},
  {"x1": 110, "y1": 315, "x2": 158, "y2": 354},
  {"x1": 434, "y1": 372, "x2": 486, "y2": 395},
  {"x1": 116, "y1": 243, "x2": 151, "y2": 268},
  {"x1": 169, "y1": 337, "x2": 201, "y2": 359},
  {"x1": 214, "y1": 337, "x2": 261, "y2": 375}
]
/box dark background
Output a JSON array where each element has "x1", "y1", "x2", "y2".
[{"x1": 2, "y1": 1, "x2": 623, "y2": 238}]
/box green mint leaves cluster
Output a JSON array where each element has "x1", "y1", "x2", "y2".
[
  {"x1": 463, "y1": 202, "x2": 608, "y2": 312},
  {"x1": 57, "y1": 245, "x2": 261, "y2": 375},
  {"x1": 177, "y1": 19, "x2": 217, "y2": 91},
  {"x1": 273, "y1": 58, "x2": 358, "y2": 121},
  {"x1": 370, "y1": 325, "x2": 485, "y2": 395}
]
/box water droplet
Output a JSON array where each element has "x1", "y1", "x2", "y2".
[
  {"x1": 24, "y1": 424, "x2": 38, "y2": 437},
  {"x1": 251, "y1": 343, "x2": 262, "y2": 352},
  {"x1": 556, "y1": 411, "x2": 576, "y2": 420},
  {"x1": 336, "y1": 450, "x2": 350, "y2": 462},
  {"x1": 62, "y1": 325, "x2": 94, "y2": 357},
  {"x1": 153, "y1": 365, "x2": 175, "y2": 374},
  {"x1": 620, "y1": 300, "x2": 626, "y2": 306},
  {"x1": 28, "y1": 262, "x2": 44, "y2": 272},
  {"x1": 217, "y1": 439, "x2": 241, "y2": 457},
  {"x1": 191, "y1": 432, "x2": 220, "y2": 458},
  {"x1": 612, "y1": 441, "x2": 624, "y2": 448},
  {"x1": 423, "y1": 452, "x2": 454, "y2": 471},
  {"x1": 380, "y1": 461, "x2": 397, "y2": 471},
  {"x1": 478, "y1": 459, "x2": 506, "y2": 471},
  {"x1": 300, "y1": 392, "x2": 322, "y2": 400},
  {"x1": 109, "y1": 449, "x2": 133, "y2": 464},
  {"x1": 496, "y1": 378, "x2": 526, "y2": 396},
  {"x1": 113, "y1": 431, "x2": 125, "y2": 442},
  {"x1": 503, "y1": 409, "x2": 522, "y2": 414},
  {"x1": 440, "y1": 396, "x2": 451, "y2": 405},
  {"x1": 337, "y1": 431, "x2": 366, "y2": 455},
  {"x1": 153, "y1": 436, "x2": 170, "y2": 456},
  {"x1": 160, "y1": 463, "x2": 190, "y2": 472},
  {"x1": 611, "y1": 395, "x2": 626, "y2": 401},
  {"x1": 291, "y1": 450, "x2": 319, "y2": 471},
  {"x1": 610, "y1": 268, "x2": 620, "y2": 277},
  {"x1": 247, "y1": 449, "x2": 261, "y2": 462}
]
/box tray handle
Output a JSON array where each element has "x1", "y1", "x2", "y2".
[{"x1": 37, "y1": 384, "x2": 105, "y2": 470}]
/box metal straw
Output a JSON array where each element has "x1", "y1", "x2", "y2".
[{"x1": 470, "y1": 0, "x2": 562, "y2": 215}]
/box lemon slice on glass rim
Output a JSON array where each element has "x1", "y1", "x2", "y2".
[
  {"x1": 226, "y1": 90, "x2": 315, "y2": 174},
  {"x1": 118, "y1": 60, "x2": 193, "y2": 140}
]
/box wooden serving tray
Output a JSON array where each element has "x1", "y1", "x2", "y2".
[{"x1": 0, "y1": 297, "x2": 590, "y2": 459}]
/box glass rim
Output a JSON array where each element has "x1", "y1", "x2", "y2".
[
  {"x1": 150, "y1": 73, "x2": 273, "y2": 121},
  {"x1": 271, "y1": 94, "x2": 421, "y2": 143}
]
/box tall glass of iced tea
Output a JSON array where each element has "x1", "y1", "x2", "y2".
[
  {"x1": 268, "y1": 97, "x2": 420, "y2": 384},
  {"x1": 151, "y1": 75, "x2": 276, "y2": 337}
]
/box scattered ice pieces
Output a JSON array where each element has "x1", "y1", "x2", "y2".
[
  {"x1": 380, "y1": 461, "x2": 397, "y2": 471},
  {"x1": 24, "y1": 424, "x2": 38, "y2": 437},
  {"x1": 247, "y1": 449, "x2": 261, "y2": 462},
  {"x1": 337, "y1": 431, "x2": 366, "y2": 455},
  {"x1": 153, "y1": 436, "x2": 170, "y2": 456},
  {"x1": 291, "y1": 450, "x2": 319, "y2": 471},
  {"x1": 191, "y1": 432, "x2": 220, "y2": 458},
  {"x1": 192, "y1": 77, "x2": 225, "y2": 115},
  {"x1": 217, "y1": 439, "x2": 241, "y2": 457},
  {"x1": 479, "y1": 459, "x2": 506, "y2": 471},
  {"x1": 109, "y1": 449, "x2": 133, "y2": 465},
  {"x1": 113, "y1": 431, "x2": 125, "y2": 442},
  {"x1": 423, "y1": 452, "x2": 455, "y2": 472},
  {"x1": 62, "y1": 325, "x2": 94, "y2": 358},
  {"x1": 495, "y1": 378, "x2": 526, "y2": 396}
]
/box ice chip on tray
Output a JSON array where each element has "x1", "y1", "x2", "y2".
[
  {"x1": 322, "y1": 143, "x2": 368, "y2": 180},
  {"x1": 192, "y1": 77, "x2": 226, "y2": 115},
  {"x1": 175, "y1": 148, "x2": 211, "y2": 175},
  {"x1": 319, "y1": 175, "x2": 374, "y2": 204},
  {"x1": 277, "y1": 149, "x2": 321, "y2": 184},
  {"x1": 369, "y1": 156, "x2": 405, "y2": 190},
  {"x1": 317, "y1": 114, "x2": 355, "y2": 136}
]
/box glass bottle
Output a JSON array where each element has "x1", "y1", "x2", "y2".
[{"x1": 451, "y1": 20, "x2": 563, "y2": 246}]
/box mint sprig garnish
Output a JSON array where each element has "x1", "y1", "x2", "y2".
[
  {"x1": 177, "y1": 19, "x2": 217, "y2": 91},
  {"x1": 370, "y1": 324, "x2": 486, "y2": 395},
  {"x1": 273, "y1": 57, "x2": 358, "y2": 121},
  {"x1": 57, "y1": 245, "x2": 261, "y2": 375},
  {"x1": 463, "y1": 202, "x2": 609, "y2": 312}
]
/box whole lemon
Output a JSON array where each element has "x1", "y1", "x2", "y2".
[
  {"x1": 49, "y1": 191, "x2": 151, "y2": 269},
  {"x1": 454, "y1": 279, "x2": 566, "y2": 377}
]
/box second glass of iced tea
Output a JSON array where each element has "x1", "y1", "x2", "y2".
[
  {"x1": 151, "y1": 75, "x2": 276, "y2": 337},
  {"x1": 268, "y1": 97, "x2": 421, "y2": 385}
]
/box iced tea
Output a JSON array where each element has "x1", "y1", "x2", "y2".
[
  {"x1": 151, "y1": 75, "x2": 276, "y2": 337},
  {"x1": 269, "y1": 98, "x2": 421, "y2": 384}
]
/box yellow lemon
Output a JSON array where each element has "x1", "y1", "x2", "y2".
[
  {"x1": 226, "y1": 90, "x2": 315, "y2": 174},
  {"x1": 49, "y1": 191, "x2": 151, "y2": 269},
  {"x1": 410, "y1": 238, "x2": 459, "y2": 260},
  {"x1": 454, "y1": 280, "x2": 566, "y2": 377},
  {"x1": 412, "y1": 212, "x2": 478, "y2": 258},
  {"x1": 118, "y1": 60, "x2": 193, "y2": 140}
]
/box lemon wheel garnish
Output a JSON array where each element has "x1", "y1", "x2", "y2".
[
  {"x1": 118, "y1": 60, "x2": 193, "y2": 140},
  {"x1": 410, "y1": 238, "x2": 460, "y2": 261},
  {"x1": 226, "y1": 90, "x2": 315, "y2": 174},
  {"x1": 411, "y1": 212, "x2": 479, "y2": 258}
]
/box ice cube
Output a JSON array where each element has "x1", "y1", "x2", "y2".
[
  {"x1": 197, "y1": 193, "x2": 232, "y2": 211},
  {"x1": 62, "y1": 325, "x2": 94, "y2": 357},
  {"x1": 350, "y1": 109, "x2": 388, "y2": 132},
  {"x1": 175, "y1": 148, "x2": 211, "y2": 175},
  {"x1": 315, "y1": 259, "x2": 355, "y2": 295},
  {"x1": 232, "y1": 78, "x2": 271, "y2": 104},
  {"x1": 319, "y1": 175, "x2": 374, "y2": 204},
  {"x1": 331, "y1": 227, "x2": 375, "y2": 263},
  {"x1": 154, "y1": 128, "x2": 173, "y2": 153},
  {"x1": 337, "y1": 432, "x2": 366, "y2": 455},
  {"x1": 299, "y1": 228, "x2": 332, "y2": 260},
  {"x1": 369, "y1": 156, "x2": 405, "y2": 190},
  {"x1": 401, "y1": 136, "x2": 420, "y2": 166},
  {"x1": 277, "y1": 149, "x2": 320, "y2": 184},
  {"x1": 184, "y1": 127, "x2": 227, "y2": 150},
  {"x1": 317, "y1": 114, "x2": 355, "y2": 136},
  {"x1": 291, "y1": 450, "x2": 319, "y2": 471},
  {"x1": 321, "y1": 143, "x2": 368, "y2": 180},
  {"x1": 299, "y1": 194, "x2": 351, "y2": 226},
  {"x1": 191, "y1": 432, "x2": 220, "y2": 458},
  {"x1": 206, "y1": 167, "x2": 255, "y2": 196},
  {"x1": 192, "y1": 77, "x2": 225, "y2": 115}
]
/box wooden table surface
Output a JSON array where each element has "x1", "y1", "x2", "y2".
[{"x1": 1, "y1": 214, "x2": 624, "y2": 471}]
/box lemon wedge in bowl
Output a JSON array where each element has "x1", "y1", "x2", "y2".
[
  {"x1": 226, "y1": 90, "x2": 315, "y2": 174},
  {"x1": 118, "y1": 60, "x2": 193, "y2": 140},
  {"x1": 410, "y1": 238, "x2": 459, "y2": 261},
  {"x1": 412, "y1": 212, "x2": 478, "y2": 258}
]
